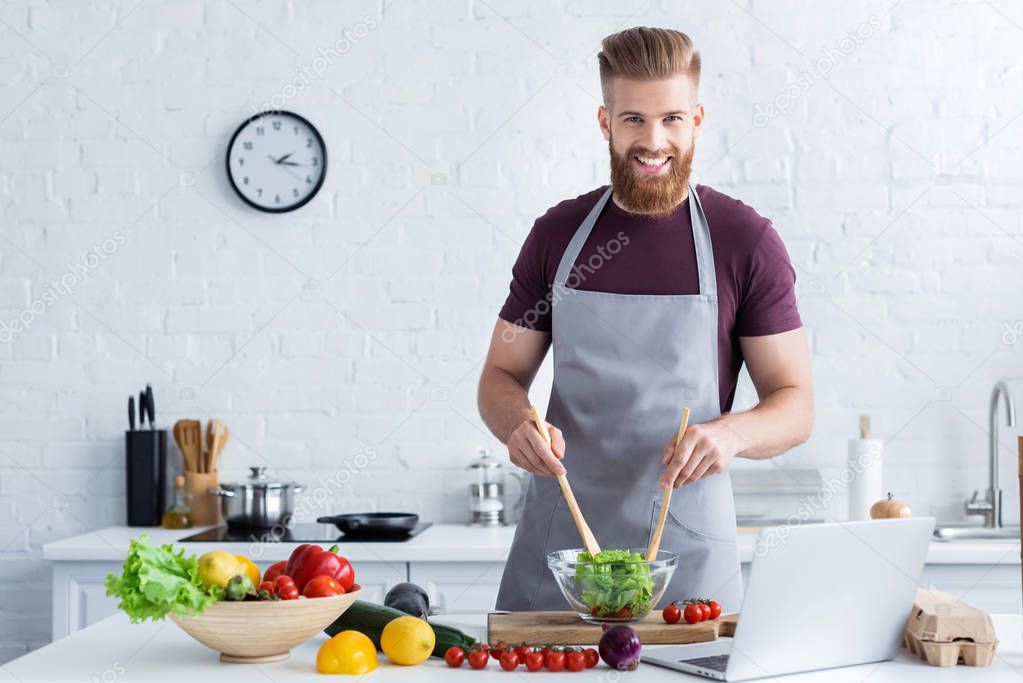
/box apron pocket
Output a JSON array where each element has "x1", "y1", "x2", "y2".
[{"x1": 650, "y1": 496, "x2": 736, "y2": 546}]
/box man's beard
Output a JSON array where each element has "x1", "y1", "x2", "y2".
[{"x1": 608, "y1": 136, "x2": 694, "y2": 219}]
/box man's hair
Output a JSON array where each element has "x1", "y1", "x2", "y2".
[{"x1": 597, "y1": 27, "x2": 701, "y2": 109}]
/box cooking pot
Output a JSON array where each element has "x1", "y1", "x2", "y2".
[{"x1": 209, "y1": 466, "x2": 303, "y2": 529}]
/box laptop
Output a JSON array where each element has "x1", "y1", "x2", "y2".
[{"x1": 643, "y1": 517, "x2": 934, "y2": 681}]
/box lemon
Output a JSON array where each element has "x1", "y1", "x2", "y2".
[
  {"x1": 380, "y1": 615, "x2": 435, "y2": 666},
  {"x1": 196, "y1": 551, "x2": 241, "y2": 589},
  {"x1": 317, "y1": 630, "x2": 379, "y2": 675}
]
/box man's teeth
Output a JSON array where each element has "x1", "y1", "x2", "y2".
[{"x1": 637, "y1": 156, "x2": 670, "y2": 166}]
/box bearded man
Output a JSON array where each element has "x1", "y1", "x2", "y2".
[{"x1": 478, "y1": 26, "x2": 814, "y2": 613}]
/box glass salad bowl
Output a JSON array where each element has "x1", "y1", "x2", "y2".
[{"x1": 547, "y1": 548, "x2": 678, "y2": 623}]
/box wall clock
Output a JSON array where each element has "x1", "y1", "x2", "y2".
[{"x1": 226, "y1": 111, "x2": 326, "y2": 213}]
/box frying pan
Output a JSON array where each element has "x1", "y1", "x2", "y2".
[{"x1": 317, "y1": 512, "x2": 419, "y2": 537}]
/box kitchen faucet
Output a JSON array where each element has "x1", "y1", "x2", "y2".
[{"x1": 965, "y1": 381, "x2": 1015, "y2": 528}]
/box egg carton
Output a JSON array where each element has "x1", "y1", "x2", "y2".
[
  {"x1": 902, "y1": 589, "x2": 997, "y2": 668},
  {"x1": 902, "y1": 629, "x2": 996, "y2": 667}
]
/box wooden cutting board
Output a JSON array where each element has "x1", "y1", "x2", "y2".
[
  {"x1": 719, "y1": 613, "x2": 738, "y2": 637},
  {"x1": 487, "y1": 611, "x2": 719, "y2": 645}
]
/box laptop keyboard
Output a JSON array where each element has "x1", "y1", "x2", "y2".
[{"x1": 681, "y1": 654, "x2": 730, "y2": 672}]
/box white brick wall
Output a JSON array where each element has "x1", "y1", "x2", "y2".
[{"x1": 1, "y1": 0, "x2": 1022, "y2": 661}]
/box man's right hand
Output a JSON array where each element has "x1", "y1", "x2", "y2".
[{"x1": 507, "y1": 418, "x2": 566, "y2": 477}]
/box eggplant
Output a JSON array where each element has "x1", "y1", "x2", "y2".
[{"x1": 384, "y1": 582, "x2": 431, "y2": 618}]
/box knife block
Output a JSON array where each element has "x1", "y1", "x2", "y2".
[
  {"x1": 185, "y1": 471, "x2": 221, "y2": 527},
  {"x1": 125, "y1": 429, "x2": 167, "y2": 526}
]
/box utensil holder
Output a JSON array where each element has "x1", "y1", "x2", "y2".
[
  {"x1": 125, "y1": 429, "x2": 167, "y2": 526},
  {"x1": 185, "y1": 471, "x2": 221, "y2": 526}
]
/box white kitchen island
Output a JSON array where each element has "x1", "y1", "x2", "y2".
[
  {"x1": 44, "y1": 525, "x2": 1022, "y2": 639},
  {"x1": 3, "y1": 610, "x2": 1021, "y2": 682}
]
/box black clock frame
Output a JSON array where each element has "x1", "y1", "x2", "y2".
[{"x1": 225, "y1": 110, "x2": 327, "y2": 213}]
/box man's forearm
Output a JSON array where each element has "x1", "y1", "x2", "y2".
[
  {"x1": 715, "y1": 385, "x2": 813, "y2": 460},
  {"x1": 478, "y1": 365, "x2": 534, "y2": 444}
]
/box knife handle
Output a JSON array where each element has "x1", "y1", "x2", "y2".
[{"x1": 145, "y1": 384, "x2": 155, "y2": 428}]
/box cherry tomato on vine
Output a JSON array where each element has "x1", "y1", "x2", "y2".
[
  {"x1": 499, "y1": 651, "x2": 519, "y2": 671},
  {"x1": 444, "y1": 646, "x2": 465, "y2": 668},
  {"x1": 468, "y1": 649, "x2": 489, "y2": 669},
  {"x1": 663, "y1": 603, "x2": 682, "y2": 624},
  {"x1": 567, "y1": 651, "x2": 586, "y2": 671},
  {"x1": 684, "y1": 602, "x2": 702, "y2": 624},
  {"x1": 545, "y1": 650, "x2": 566, "y2": 672},
  {"x1": 525, "y1": 651, "x2": 545, "y2": 672}
]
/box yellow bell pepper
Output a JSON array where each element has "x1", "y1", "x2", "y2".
[
  {"x1": 234, "y1": 555, "x2": 261, "y2": 588},
  {"x1": 317, "y1": 631, "x2": 378, "y2": 675}
]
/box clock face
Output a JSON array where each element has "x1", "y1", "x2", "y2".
[{"x1": 226, "y1": 111, "x2": 327, "y2": 213}]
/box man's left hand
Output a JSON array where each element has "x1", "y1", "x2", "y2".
[{"x1": 660, "y1": 418, "x2": 743, "y2": 488}]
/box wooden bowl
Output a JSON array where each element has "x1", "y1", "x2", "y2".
[{"x1": 169, "y1": 585, "x2": 362, "y2": 663}]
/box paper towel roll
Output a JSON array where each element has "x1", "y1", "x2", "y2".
[{"x1": 848, "y1": 438, "x2": 883, "y2": 521}]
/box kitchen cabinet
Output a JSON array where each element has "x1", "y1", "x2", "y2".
[
  {"x1": 921, "y1": 564, "x2": 1020, "y2": 614},
  {"x1": 51, "y1": 562, "x2": 120, "y2": 641},
  {"x1": 409, "y1": 562, "x2": 506, "y2": 612},
  {"x1": 348, "y1": 562, "x2": 407, "y2": 604}
]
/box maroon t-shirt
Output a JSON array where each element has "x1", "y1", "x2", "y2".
[{"x1": 498, "y1": 184, "x2": 802, "y2": 413}]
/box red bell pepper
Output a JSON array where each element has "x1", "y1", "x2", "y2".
[{"x1": 284, "y1": 543, "x2": 355, "y2": 592}]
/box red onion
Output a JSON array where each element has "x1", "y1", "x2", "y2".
[{"x1": 598, "y1": 624, "x2": 641, "y2": 671}]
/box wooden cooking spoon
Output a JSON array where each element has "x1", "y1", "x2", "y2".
[
  {"x1": 647, "y1": 407, "x2": 690, "y2": 561},
  {"x1": 206, "y1": 419, "x2": 228, "y2": 473},
  {"x1": 173, "y1": 419, "x2": 203, "y2": 473},
  {"x1": 529, "y1": 405, "x2": 601, "y2": 557}
]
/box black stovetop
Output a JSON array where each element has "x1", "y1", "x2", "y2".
[{"x1": 179, "y1": 522, "x2": 432, "y2": 543}]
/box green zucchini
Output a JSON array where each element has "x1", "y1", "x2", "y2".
[{"x1": 324, "y1": 600, "x2": 477, "y2": 657}]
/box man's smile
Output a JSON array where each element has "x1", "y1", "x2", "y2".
[{"x1": 632, "y1": 154, "x2": 673, "y2": 175}]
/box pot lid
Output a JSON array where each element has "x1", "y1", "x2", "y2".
[{"x1": 221, "y1": 466, "x2": 298, "y2": 491}]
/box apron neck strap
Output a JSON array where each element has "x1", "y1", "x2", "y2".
[
  {"x1": 688, "y1": 184, "x2": 717, "y2": 298},
  {"x1": 553, "y1": 184, "x2": 717, "y2": 297},
  {"x1": 554, "y1": 186, "x2": 613, "y2": 285}
]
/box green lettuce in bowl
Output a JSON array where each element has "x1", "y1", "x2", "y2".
[
  {"x1": 548, "y1": 547, "x2": 677, "y2": 622},
  {"x1": 105, "y1": 535, "x2": 222, "y2": 623},
  {"x1": 574, "y1": 549, "x2": 655, "y2": 618}
]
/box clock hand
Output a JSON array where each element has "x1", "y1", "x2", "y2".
[
  {"x1": 267, "y1": 152, "x2": 298, "y2": 165},
  {"x1": 279, "y1": 160, "x2": 302, "y2": 167},
  {"x1": 279, "y1": 165, "x2": 303, "y2": 182}
]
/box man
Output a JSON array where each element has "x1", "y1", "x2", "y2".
[{"x1": 478, "y1": 27, "x2": 813, "y2": 614}]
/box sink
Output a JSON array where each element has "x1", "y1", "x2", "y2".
[{"x1": 933, "y1": 525, "x2": 1020, "y2": 541}]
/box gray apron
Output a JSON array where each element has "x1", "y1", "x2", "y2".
[{"x1": 496, "y1": 184, "x2": 743, "y2": 614}]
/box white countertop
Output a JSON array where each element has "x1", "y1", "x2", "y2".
[
  {"x1": 2, "y1": 611, "x2": 1020, "y2": 682},
  {"x1": 42, "y1": 524, "x2": 1021, "y2": 565}
]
